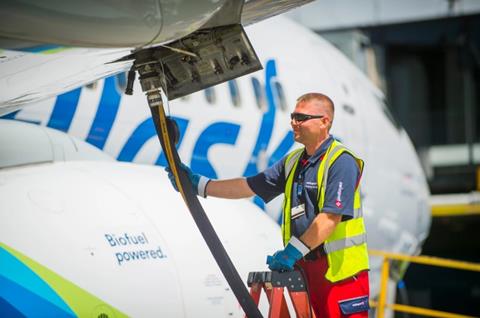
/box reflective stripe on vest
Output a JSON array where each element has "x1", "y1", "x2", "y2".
[
  {"x1": 324, "y1": 233, "x2": 367, "y2": 254},
  {"x1": 284, "y1": 149, "x2": 303, "y2": 180},
  {"x1": 282, "y1": 148, "x2": 303, "y2": 245},
  {"x1": 282, "y1": 140, "x2": 369, "y2": 282}
]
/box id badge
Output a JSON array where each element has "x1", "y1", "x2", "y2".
[{"x1": 291, "y1": 204, "x2": 305, "y2": 220}]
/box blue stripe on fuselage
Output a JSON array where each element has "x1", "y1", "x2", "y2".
[
  {"x1": 47, "y1": 88, "x2": 81, "y2": 132},
  {"x1": 116, "y1": 118, "x2": 156, "y2": 162},
  {"x1": 86, "y1": 77, "x2": 121, "y2": 149},
  {"x1": 191, "y1": 122, "x2": 241, "y2": 178},
  {"x1": 268, "y1": 131, "x2": 294, "y2": 167},
  {"x1": 117, "y1": 116, "x2": 189, "y2": 164},
  {"x1": 242, "y1": 59, "x2": 277, "y2": 178},
  {"x1": 0, "y1": 111, "x2": 19, "y2": 120},
  {"x1": 242, "y1": 60, "x2": 281, "y2": 210},
  {"x1": 0, "y1": 110, "x2": 40, "y2": 125}
]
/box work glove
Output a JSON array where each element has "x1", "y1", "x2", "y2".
[
  {"x1": 266, "y1": 236, "x2": 310, "y2": 271},
  {"x1": 165, "y1": 163, "x2": 211, "y2": 198}
]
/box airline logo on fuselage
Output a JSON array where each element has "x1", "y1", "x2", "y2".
[{"x1": 4, "y1": 59, "x2": 294, "y2": 211}]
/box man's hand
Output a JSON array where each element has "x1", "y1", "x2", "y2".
[
  {"x1": 165, "y1": 163, "x2": 211, "y2": 198},
  {"x1": 266, "y1": 236, "x2": 310, "y2": 271}
]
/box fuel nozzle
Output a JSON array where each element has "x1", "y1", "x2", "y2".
[
  {"x1": 145, "y1": 90, "x2": 180, "y2": 145},
  {"x1": 125, "y1": 65, "x2": 136, "y2": 95}
]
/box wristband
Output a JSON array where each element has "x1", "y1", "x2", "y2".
[
  {"x1": 197, "y1": 176, "x2": 211, "y2": 198},
  {"x1": 289, "y1": 236, "x2": 310, "y2": 256}
]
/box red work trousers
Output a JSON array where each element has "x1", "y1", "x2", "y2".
[{"x1": 297, "y1": 256, "x2": 370, "y2": 318}]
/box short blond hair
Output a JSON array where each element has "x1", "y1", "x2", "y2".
[{"x1": 296, "y1": 92, "x2": 334, "y2": 129}]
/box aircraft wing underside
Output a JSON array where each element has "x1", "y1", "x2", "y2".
[{"x1": 0, "y1": 0, "x2": 312, "y2": 115}]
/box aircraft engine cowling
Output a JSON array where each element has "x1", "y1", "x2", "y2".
[
  {"x1": 0, "y1": 119, "x2": 113, "y2": 169},
  {"x1": 0, "y1": 0, "x2": 225, "y2": 48}
]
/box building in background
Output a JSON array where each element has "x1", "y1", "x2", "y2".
[{"x1": 288, "y1": 0, "x2": 480, "y2": 194}]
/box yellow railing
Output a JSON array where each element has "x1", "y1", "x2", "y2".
[
  {"x1": 431, "y1": 203, "x2": 480, "y2": 217},
  {"x1": 369, "y1": 249, "x2": 480, "y2": 318}
]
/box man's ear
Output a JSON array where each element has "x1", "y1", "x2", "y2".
[{"x1": 322, "y1": 117, "x2": 331, "y2": 129}]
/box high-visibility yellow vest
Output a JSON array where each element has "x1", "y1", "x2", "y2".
[{"x1": 282, "y1": 140, "x2": 369, "y2": 282}]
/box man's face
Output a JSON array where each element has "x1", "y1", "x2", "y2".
[{"x1": 291, "y1": 100, "x2": 330, "y2": 145}]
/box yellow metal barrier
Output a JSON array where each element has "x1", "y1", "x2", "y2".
[
  {"x1": 370, "y1": 301, "x2": 476, "y2": 318},
  {"x1": 369, "y1": 249, "x2": 480, "y2": 318},
  {"x1": 431, "y1": 203, "x2": 480, "y2": 217}
]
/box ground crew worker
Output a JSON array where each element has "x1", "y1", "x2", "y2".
[{"x1": 166, "y1": 92, "x2": 370, "y2": 318}]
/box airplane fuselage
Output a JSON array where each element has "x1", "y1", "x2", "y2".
[{"x1": 0, "y1": 16, "x2": 431, "y2": 317}]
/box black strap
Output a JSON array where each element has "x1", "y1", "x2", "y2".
[{"x1": 149, "y1": 103, "x2": 262, "y2": 318}]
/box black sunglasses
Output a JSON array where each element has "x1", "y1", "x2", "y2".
[{"x1": 290, "y1": 112, "x2": 324, "y2": 122}]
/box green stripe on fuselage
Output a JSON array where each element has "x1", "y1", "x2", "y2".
[{"x1": 0, "y1": 242, "x2": 127, "y2": 317}]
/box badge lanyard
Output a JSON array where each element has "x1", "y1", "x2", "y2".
[
  {"x1": 291, "y1": 168, "x2": 307, "y2": 221},
  {"x1": 296, "y1": 171, "x2": 304, "y2": 199}
]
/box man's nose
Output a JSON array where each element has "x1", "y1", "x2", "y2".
[{"x1": 291, "y1": 119, "x2": 301, "y2": 126}]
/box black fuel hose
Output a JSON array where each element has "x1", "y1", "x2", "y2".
[{"x1": 148, "y1": 101, "x2": 263, "y2": 318}]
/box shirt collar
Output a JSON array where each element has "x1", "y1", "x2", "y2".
[{"x1": 303, "y1": 135, "x2": 334, "y2": 165}]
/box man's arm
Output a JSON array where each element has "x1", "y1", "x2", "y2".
[
  {"x1": 205, "y1": 155, "x2": 287, "y2": 200},
  {"x1": 299, "y1": 212, "x2": 342, "y2": 249},
  {"x1": 166, "y1": 155, "x2": 286, "y2": 199},
  {"x1": 206, "y1": 178, "x2": 256, "y2": 199}
]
